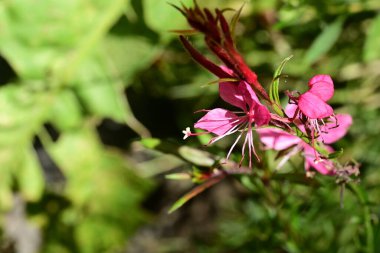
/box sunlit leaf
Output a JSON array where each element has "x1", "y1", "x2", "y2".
[
  {"x1": 304, "y1": 17, "x2": 345, "y2": 66},
  {"x1": 0, "y1": 0, "x2": 124, "y2": 79},
  {"x1": 101, "y1": 35, "x2": 160, "y2": 84},
  {"x1": 142, "y1": 0, "x2": 193, "y2": 42},
  {"x1": 50, "y1": 90, "x2": 83, "y2": 131},
  {"x1": 140, "y1": 138, "x2": 161, "y2": 149},
  {"x1": 0, "y1": 84, "x2": 49, "y2": 145},
  {"x1": 0, "y1": 149, "x2": 13, "y2": 210},
  {"x1": 18, "y1": 149, "x2": 45, "y2": 202}
]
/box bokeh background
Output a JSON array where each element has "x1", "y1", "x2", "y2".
[{"x1": 0, "y1": 0, "x2": 380, "y2": 252}]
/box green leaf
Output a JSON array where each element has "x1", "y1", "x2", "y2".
[
  {"x1": 363, "y1": 13, "x2": 380, "y2": 62},
  {"x1": 178, "y1": 146, "x2": 215, "y2": 167},
  {"x1": 0, "y1": 84, "x2": 49, "y2": 146},
  {"x1": 142, "y1": 0, "x2": 193, "y2": 42},
  {"x1": 230, "y1": 2, "x2": 246, "y2": 39},
  {"x1": 48, "y1": 129, "x2": 152, "y2": 252},
  {"x1": 101, "y1": 35, "x2": 160, "y2": 84},
  {"x1": 0, "y1": 0, "x2": 125, "y2": 79},
  {"x1": 49, "y1": 129, "x2": 151, "y2": 206},
  {"x1": 74, "y1": 49, "x2": 150, "y2": 136},
  {"x1": 18, "y1": 149, "x2": 45, "y2": 202},
  {"x1": 75, "y1": 217, "x2": 126, "y2": 253},
  {"x1": 0, "y1": 98, "x2": 43, "y2": 209},
  {"x1": 50, "y1": 90, "x2": 83, "y2": 131},
  {"x1": 73, "y1": 52, "x2": 127, "y2": 122},
  {"x1": 77, "y1": 81, "x2": 125, "y2": 122},
  {"x1": 269, "y1": 55, "x2": 293, "y2": 116},
  {"x1": 140, "y1": 138, "x2": 161, "y2": 149},
  {"x1": 165, "y1": 173, "x2": 191, "y2": 180},
  {"x1": 304, "y1": 17, "x2": 345, "y2": 66},
  {"x1": 0, "y1": 149, "x2": 13, "y2": 210},
  {"x1": 0, "y1": 146, "x2": 44, "y2": 207}
]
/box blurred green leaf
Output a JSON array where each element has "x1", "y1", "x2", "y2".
[
  {"x1": 141, "y1": 137, "x2": 161, "y2": 149},
  {"x1": 166, "y1": 173, "x2": 191, "y2": 180},
  {"x1": 102, "y1": 35, "x2": 160, "y2": 84},
  {"x1": 0, "y1": 84, "x2": 49, "y2": 145},
  {"x1": 178, "y1": 146, "x2": 215, "y2": 167},
  {"x1": 0, "y1": 0, "x2": 124, "y2": 79},
  {"x1": 49, "y1": 129, "x2": 152, "y2": 252},
  {"x1": 50, "y1": 90, "x2": 83, "y2": 131},
  {"x1": 363, "y1": 13, "x2": 380, "y2": 62},
  {"x1": 0, "y1": 149, "x2": 13, "y2": 210},
  {"x1": 142, "y1": 0, "x2": 193, "y2": 42},
  {"x1": 77, "y1": 81, "x2": 125, "y2": 122},
  {"x1": 304, "y1": 17, "x2": 345, "y2": 66},
  {"x1": 76, "y1": 217, "x2": 126, "y2": 253},
  {"x1": 18, "y1": 149, "x2": 45, "y2": 202}
]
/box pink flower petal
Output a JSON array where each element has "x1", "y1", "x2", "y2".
[
  {"x1": 194, "y1": 108, "x2": 240, "y2": 136},
  {"x1": 219, "y1": 82, "x2": 245, "y2": 110},
  {"x1": 237, "y1": 81, "x2": 270, "y2": 126},
  {"x1": 298, "y1": 92, "x2": 333, "y2": 119},
  {"x1": 308, "y1": 75, "x2": 334, "y2": 101},
  {"x1": 257, "y1": 128, "x2": 301, "y2": 150},
  {"x1": 319, "y1": 114, "x2": 352, "y2": 144},
  {"x1": 303, "y1": 144, "x2": 335, "y2": 175},
  {"x1": 285, "y1": 104, "x2": 298, "y2": 118},
  {"x1": 285, "y1": 104, "x2": 305, "y2": 131},
  {"x1": 220, "y1": 65, "x2": 234, "y2": 75},
  {"x1": 238, "y1": 81, "x2": 260, "y2": 106},
  {"x1": 254, "y1": 103, "x2": 271, "y2": 126}
]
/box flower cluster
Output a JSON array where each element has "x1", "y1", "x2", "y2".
[{"x1": 177, "y1": 2, "x2": 357, "y2": 178}]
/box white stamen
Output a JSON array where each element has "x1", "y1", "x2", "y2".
[
  {"x1": 226, "y1": 130, "x2": 244, "y2": 159},
  {"x1": 208, "y1": 119, "x2": 244, "y2": 144}
]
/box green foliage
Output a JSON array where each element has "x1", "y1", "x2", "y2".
[
  {"x1": 142, "y1": 0, "x2": 193, "y2": 42},
  {"x1": 363, "y1": 13, "x2": 380, "y2": 62},
  {"x1": 45, "y1": 129, "x2": 152, "y2": 252},
  {"x1": 0, "y1": 0, "x2": 162, "y2": 251},
  {"x1": 0, "y1": 0, "x2": 380, "y2": 252},
  {"x1": 269, "y1": 55, "x2": 293, "y2": 115},
  {"x1": 303, "y1": 17, "x2": 345, "y2": 66}
]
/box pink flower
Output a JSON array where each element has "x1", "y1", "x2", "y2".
[
  {"x1": 257, "y1": 113, "x2": 352, "y2": 175},
  {"x1": 285, "y1": 104, "x2": 352, "y2": 142},
  {"x1": 183, "y1": 81, "x2": 270, "y2": 167},
  {"x1": 318, "y1": 114, "x2": 353, "y2": 144},
  {"x1": 286, "y1": 75, "x2": 339, "y2": 147},
  {"x1": 257, "y1": 128, "x2": 332, "y2": 175},
  {"x1": 297, "y1": 74, "x2": 334, "y2": 119}
]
